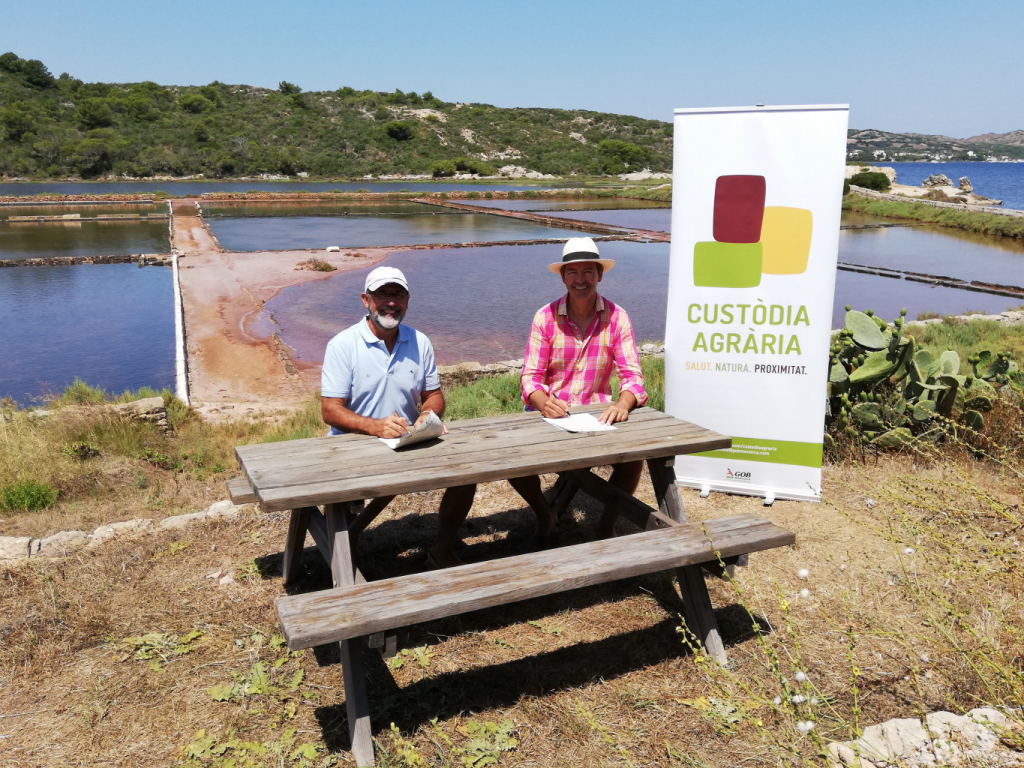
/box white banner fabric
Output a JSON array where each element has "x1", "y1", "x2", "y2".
[{"x1": 666, "y1": 105, "x2": 849, "y2": 502}]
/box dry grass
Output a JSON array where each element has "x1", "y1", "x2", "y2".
[{"x1": 2, "y1": 449, "x2": 1023, "y2": 767}]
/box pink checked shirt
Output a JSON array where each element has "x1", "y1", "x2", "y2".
[{"x1": 521, "y1": 293, "x2": 648, "y2": 408}]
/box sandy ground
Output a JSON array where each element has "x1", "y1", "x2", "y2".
[
  {"x1": 178, "y1": 247, "x2": 389, "y2": 414},
  {"x1": 172, "y1": 199, "x2": 389, "y2": 414}
]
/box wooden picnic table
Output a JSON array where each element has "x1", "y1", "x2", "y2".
[{"x1": 234, "y1": 406, "x2": 794, "y2": 766}]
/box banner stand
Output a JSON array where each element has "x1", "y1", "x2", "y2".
[{"x1": 665, "y1": 105, "x2": 849, "y2": 503}]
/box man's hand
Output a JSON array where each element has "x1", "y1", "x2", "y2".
[
  {"x1": 598, "y1": 392, "x2": 637, "y2": 425},
  {"x1": 538, "y1": 394, "x2": 569, "y2": 419},
  {"x1": 376, "y1": 415, "x2": 409, "y2": 438},
  {"x1": 414, "y1": 410, "x2": 449, "y2": 435}
]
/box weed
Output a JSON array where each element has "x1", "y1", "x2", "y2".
[
  {"x1": 295, "y1": 257, "x2": 337, "y2": 272},
  {"x1": 121, "y1": 629, "x2": 203, "y2": 670},
  {"x1": 1, "y1": 478, "x2": 58, "y2": 511},
  {"x1": 389, "y1": 645, "x2": 434, "y2": 670},
  {"x1": 61, "y1": 440, "x2": 100, "y2": 460}
]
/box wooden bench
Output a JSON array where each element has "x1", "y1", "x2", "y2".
[{"x1": 277, "y1": 513, "x2": 794, "y2": 650}]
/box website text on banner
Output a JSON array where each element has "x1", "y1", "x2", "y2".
[{"x1": 665, "y1": 105, "x2": 849, "y2": 502}]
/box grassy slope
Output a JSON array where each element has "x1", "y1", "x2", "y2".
[
  {"x1": 0, "y1": 53, "x2": 672, "y2": 180},
  {"x1": 2, "y1": 372, "x2": 1023, "y2": 766},
  {"x1": 843, "y1": 193, "x2": 1024, "y2": 239}
]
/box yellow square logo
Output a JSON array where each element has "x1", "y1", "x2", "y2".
[{"x1": 760, "y1": 207, "x2": 813, "y2": 275}]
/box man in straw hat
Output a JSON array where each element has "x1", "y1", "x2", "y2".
[
  {"x1": 320, "y1": 265, "x2": 474, "y2": 569},
  {"x1": 515, "y1": 237, "x2": 648, "y2": 545}
]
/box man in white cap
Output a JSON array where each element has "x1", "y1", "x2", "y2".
[
  {"x1": 517, "y1": 237, "x2": 648, "y2": 542},
  {"x1": 320, "y1": 265, "x2": 474, "y2": 568}
]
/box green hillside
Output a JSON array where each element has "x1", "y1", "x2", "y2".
[{"x1": 0, "y1": 53, "x2": 672, "y2": 180}]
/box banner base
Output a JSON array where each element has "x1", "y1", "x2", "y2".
[{"x1": 676, "y1": 477, "x2": 821, "y2": 504}]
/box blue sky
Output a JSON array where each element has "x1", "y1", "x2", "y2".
[{"x1": 3, "y1": 0, "x2": 1021, "y2": 137}]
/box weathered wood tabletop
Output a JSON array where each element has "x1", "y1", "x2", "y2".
[{"x1": 236, "y1": 406, "x2": 731, "y2": 512}]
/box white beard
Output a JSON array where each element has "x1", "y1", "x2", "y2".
[{"x1": 370, "y1": 310, "x2": 402, "y2": 330}]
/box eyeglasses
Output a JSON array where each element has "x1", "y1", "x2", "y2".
[{"x1": 369, "y1": 289, "x2": 408, "y2": 301}]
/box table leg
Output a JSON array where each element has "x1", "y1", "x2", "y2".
[
  {"x1": 676, "y1": 564, "x2": 728, "y2": 665},
  {"x1": 647, "y1": 458, "x2": 687, "y2": 523},
  {"x1": 325, "y1": 503, "x2": 375, "y2": 767},
  {"x1": 282, "y1": 507, "x2": 314, "y2": 586},
  {"x1": 550, "y1": 473, "x2": 579, "y2": 519}
]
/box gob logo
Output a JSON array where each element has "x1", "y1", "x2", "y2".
[{"x1": 726, "y1": 468, "x2": 752, "y2": 481}]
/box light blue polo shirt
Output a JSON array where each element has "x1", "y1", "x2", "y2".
[{"x1": 321, "y1": 319, "x2": 440, "y2": 435}]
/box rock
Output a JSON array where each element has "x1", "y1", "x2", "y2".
[
  {"x1": 858, "y1": 718, "x2": 931, "y2": 764},
  {"x1": 113, "y1": 396, "x2": 165, "y2": 419},
  {"x1": 827, "y1": 706, "x2": 1023, "y2": 768},
  {"x1": 89, "y1": 518, "x2": 155, "y2": 546},
  {"x1": 0, "y1": 536, "x2": 31, "y2": 560},
  {"x1": 158, "y1": 511, "x2": 208, "y2": 530},
  {"x1": 958, "y1": 176, "x2": 973, "y2": 193},
  {"x1": 325, "y1": 246, "x2": 340, "y2": 252},
  {"x1": 922, "y1": 173, "x2": 954, "y2": 188},
  {"x1": 619, "y1": 169, "x2": 673, "y2": 182},
  {"x1": 35, "y1": 530, "x2": 88, "y2": 555},
  {"x1": 219, "y1": 573, "x2": 234, "y2": 585},
  {"x1": 205, "y1": 499, "x2": 244, "y2": 519}
]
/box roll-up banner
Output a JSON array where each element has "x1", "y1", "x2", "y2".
[{"x1": 666, "y1": 105, "x2": 849, "y2": 502}]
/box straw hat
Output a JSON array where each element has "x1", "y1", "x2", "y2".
[{"x1": 548, "y1": 237, "x2": 616, "y2": 274}]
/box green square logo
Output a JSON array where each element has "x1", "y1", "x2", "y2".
[{"x1": 693, "y1": 241, "x2": 762, "y2": 288}]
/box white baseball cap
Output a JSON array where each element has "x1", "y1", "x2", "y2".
[{"x1": 364, "y1": 266, "x2": 409, "y2": 293}]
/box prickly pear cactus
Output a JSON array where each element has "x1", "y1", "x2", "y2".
[{"x1": 825, "y1": 306, "x2": 1021, "y2": 453}]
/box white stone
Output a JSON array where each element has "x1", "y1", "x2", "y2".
[
  {"x1": 0, "y1": 536, "x2": 31, "y2": 560},
  {"x1": 36, "y1": 530, "x2": 88, "y2": 555},
  {"x1": 158, "y1": 511, "x2": 207, "y2": 530},
  {"x1": 89, "y1": 518, "x2": 154, "y2": 546},
  {"x1": 219, "y1": 573, "x2": 234, "y2": 585},
  {"x1": 798, "y1": 568, "x2": 810, "y2": 579},
  {"x1": 205, "y1": 570, "x2": 222, "y2": 580},
  {"x1": 857, "y1": 718, "x2": 931, "y2": 764},
  {"x1": 205, "y1": 499, "x2": 244, "y2": 519},
  {"x1": 325, "y1": 246, "x2": 340, "y2": 253}
]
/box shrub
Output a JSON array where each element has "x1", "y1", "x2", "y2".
[
  {"x1": 1, "y1": 479, "x2": 58, "y2": 511},
  {"x1": 597, "y1": 139, "x2": 654, "y2": 171},
  {"x1": 385, "y1": 121, "x2": 414, "y2": 141},
  {"x1": 452, "y1": 157, "x2": 496, "y2": 176},
  {"x1": 843, "y1": 179, "x2": 850, "y2": 196},
  {"x1": 848, "y1": 171, "x2": 890, "y2": 192},
  {"x1": 76, "y1": 98, "x2": 114, "y2": 129},
  {"x1": 178, "y1": 94, "x2": 213, "y2": 114},
  {"x1": 431, "y1": 160, "x2": 456, "y2": 177}
]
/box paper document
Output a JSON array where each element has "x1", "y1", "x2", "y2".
[
  {"x1": 379, "y1": 411, "x2": 445, "y2": 449},
  {"x1": 542, "y1": 412, "x2": 617, "y2": 433}
]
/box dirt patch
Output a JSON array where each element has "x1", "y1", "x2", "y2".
[
  {"x1": 178, "y1": 248, "x2": 389, "y2": 407},
  {"x1": 3, "y1": 455, "x2": 1020, "y2": 766}
]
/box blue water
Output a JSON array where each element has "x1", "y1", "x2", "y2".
[
  {"x1": 545, "y1": 208, "x2": 672, "y2": 232},
  {"x1": 0, "y1": 180, "x2": 571, "y2": 197},
  {"x1": 0, "y1": 264, "x2": 175, "y2": 406},
  {"x1": 262, "y1": 236, "x2": 1024, "y2": 366},
  {"x1": 0, "y1": 220, "x2": 169, "y2": 260},
  {"x1": 458, "y1": 199, "x2": 671, "y2": 211},
  {"x1": 207, "y1": 214, "x2": 597, "y2": 251},
  {"x1": 872, "y1": 162, "x2": 1024, "y2": 210},
  {"x1": 263, "y1": 241, "x2": 671, "y2": 365},
  {"x1": 839, "y1": 224, "x2": 1024, "y2": 284}
]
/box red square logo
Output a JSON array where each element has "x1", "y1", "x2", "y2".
[{"x1": 713, "y1": 175, "x2": 766, "y2": 243}]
